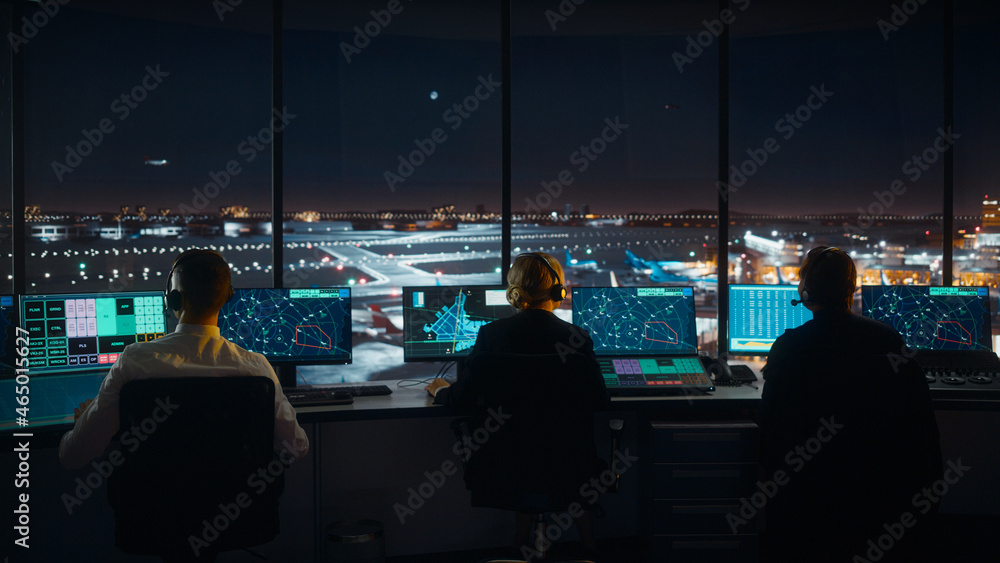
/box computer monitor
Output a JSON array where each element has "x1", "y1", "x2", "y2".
[
  {"x1": 0, "y1": 295, "x2": 19, "y2": 377},
  {"x1": 217, "y1": 288, "x2": 352, "y2": 365},
  {"x1": 728, "y1": 284, "x2": 813, "y2": 355},
  {"x1": 402, "y1": 285, "x2": 515, "y2": 361},
  {"x1": 20, "y1": 291, "x2": 168, "y2": 373},
  {"x1": 571, "y1": 286, "x2": 698, "y2": 356},
  {"x1": 861, "y1": 285, "x2": 992, "y2": 351}
]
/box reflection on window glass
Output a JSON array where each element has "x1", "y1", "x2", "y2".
[
  {"x1": 24, "y1": 2, "x2": 272, "y2": 294},
  {"x1": 284, "y1": 1, "x2": 502, "y2": 381}
]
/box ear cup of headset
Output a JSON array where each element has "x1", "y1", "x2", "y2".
[
  {"x1": 163, "y1": 249, "x2": 233, "y2": 313},
  {"x1": 520, "y1": 253, "x2": 566, "y2": 302}
]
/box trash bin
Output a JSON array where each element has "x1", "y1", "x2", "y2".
[{"x1": 324, "y1": 520, "x2": 385, "y2": 563}]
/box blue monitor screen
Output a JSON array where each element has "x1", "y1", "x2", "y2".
[
  {"x1": 1, "y1": 295, "x2": 19, "y2": 376},
  {"x1": 218, "y1": 288, "x2": 352, "y2": 364},
  {"x1": 402, "y1": 286, "x2": 515, "y2": 361},
  {"x1": 20, "y1": 291, "x2": 168, "y2": 373},
  {"x1": 571, "y1": 286, "x2": 698, "y2": 356},
  {"x1": 861, "y1": 285, "x2": 992, "y2": 351},
  {"x1": 729, "y1": 285, "x2": 813, "y2": 355}
]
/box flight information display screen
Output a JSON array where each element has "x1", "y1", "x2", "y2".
[
  {"x1": 729, "y1": 285, "x2": 813, "y2": 355},
  {"x1": 402, "y1": 286, "x2": 515, "y2": 361},
  {"x1": 20, "y1": 292, "x2": 167, "y2": 373},
  {"x1": 218, "y1": 288, "x2": 352, "y2": 364},
  {"x1": 572, "y1": 286, "x2": 698, "y2": 356},
  {"x1": 862, "y1": 285, "x2": 992, "y2": 351}
]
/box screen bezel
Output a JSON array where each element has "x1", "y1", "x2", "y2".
[
  {"x1": 727, "y1": 284, "x2": 813, "y2": 356},
  {"x1": 571, "y1": 285, "x2": 699, "y2": 357},
  {"x1": 401, "y1": 285, "x2": 512, "y2": 362}
]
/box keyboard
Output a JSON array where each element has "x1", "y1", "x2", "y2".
[
  {"x1": 284, "y1": 385, "x2": 393, "y2": 406},
  {"x1": 916, "y1": 350, "x2": 1000, "y2": 384}
]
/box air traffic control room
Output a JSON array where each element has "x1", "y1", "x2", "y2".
[{"x1": 1, "y1": 1, "x2": 999, "y2": 562}]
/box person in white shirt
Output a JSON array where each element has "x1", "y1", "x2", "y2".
[{"x1": 59, "y1": 249, "x2": 309, "y2": 470}]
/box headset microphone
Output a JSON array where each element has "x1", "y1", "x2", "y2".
[{"x1": 791, "y1": 298, "x2": 804, "y2": 306}]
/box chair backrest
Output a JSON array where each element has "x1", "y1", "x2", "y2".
[
  {"x1": 107, "y1": 375, "x2": 278, "y2": 556},
  {"x1": 461, "y1": 352, "x2": 608, "y2": 511},
  {"x1": 760, "y1": 354, "x2": 942, "y2": 556}
]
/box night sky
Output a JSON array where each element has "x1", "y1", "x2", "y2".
[{"x1": 21, "y1": 0, "x2": 1000, "y2": 217}]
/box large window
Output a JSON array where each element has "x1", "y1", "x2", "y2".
[
  {"x1": 731, "y1": 0, "x2": 943, "y2": 295},
  {"x1": 955, "y1": 2, "x2": 1000, "y2": 289},
  {"x1": 24, "y1": 2, "x2": 272, "y2": 294},
  {"x1": 8, "y1": 1, "x2": 993, "y2": 368},
  {"x1": 511, "y1": 0, "x2": 721, "y2": 350},
  {"x1": 284, "y1": 0, "x2": 503, "y2": 381}
]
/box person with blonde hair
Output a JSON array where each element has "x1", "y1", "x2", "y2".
[
  {"x1": 425, "y1": 252, "x2": 600, "y2": 399},
  {"x1": 425, "y1": 252, "x2": 607, "y2": 557}
]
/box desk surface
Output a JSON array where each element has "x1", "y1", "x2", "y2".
[{"x1": 7, "y1": 361, "x2": 997, "y2": 435}]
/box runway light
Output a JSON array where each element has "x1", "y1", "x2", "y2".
[
  {"x1": 348, "y1": 279, "x2": 356, "y2": 285},
  {"x1": 79, "y1": 263, "x2": 86, "y2": 269}
]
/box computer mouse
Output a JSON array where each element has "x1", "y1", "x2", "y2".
[{"x1": 332, "y1": 389, "x2": 353, "y2": 402}]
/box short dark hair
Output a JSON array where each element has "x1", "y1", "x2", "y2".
[
  {"x1": 173, "y1": 250, "x2": 233, "y2": 315},
  {"x1": 799, "y1": 246, "x2": 856, "y2": 309}
]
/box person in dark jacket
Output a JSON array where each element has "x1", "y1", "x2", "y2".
[
  {"x1": 426, "y1": 252, "x2": 607, "y2": 555},
  {"x1": 760, "y1": 246, "x2": 943, "y2": 563}
]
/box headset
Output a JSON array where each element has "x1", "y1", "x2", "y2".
[
  {"x1": 791, "y1": 246, "x2": 841, "y2": 306},
  {"x1": 164, "y1": 249, "x2": 234, "y2": 313},
  {"x1": 518, "y1": 252, "x2": 566, "y2": 302}
]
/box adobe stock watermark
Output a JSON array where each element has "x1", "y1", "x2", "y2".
[
  {"x1": 524, "y1": 116, "x2": 629, "y2": 214},
  {"x1": 521, "y1": 449, "x2": 639, "y2": 562},
  {"x1": 340, "y1": 0, "x2": 413, "y2": 63},
  {"x1": 51, "y1": 65, "x2": 170, "y2": 182},
  {"x1": 176, "y1": 106, "x2": 296, "y2": 216},
  {"x1": 843, "y1": 126, "x2": 959, "y2": 237},
  {"x1": 8, "y1": 0, "x2": 70, "y2": 53},
  {"x1": 393, "y1": 406, "x2": 512, "y2": 524},
  {"x1": 673, "y1": 0, "x2": 750, "y2": 73},
  {"x1": 877, "y1": 0, "x2": 928, "y2": 42},
  {"x1": 544, "y1": 0, "x2": 587, "y2": 31},
  {"x1": 61, "y1": 396, "x2": 179, "y2": 515},
  {"x1": 212, "y1": 0, "x2": 243, "y2": 21},
  {"x1": 188, "y1": 440, "x2": 303, "y2": 556},
  {"x1": 717, "y1": 84, "x2": 833, "y2": 202},
  {"x1": 384, "y1": 74, "x2": 500, "y2": 192},
  {"x1": 727, "y1": 416, "x2": 844, "y2": 533},
  {"x1": 852, "y1": 459, "x2": 970, "y2": 562}
]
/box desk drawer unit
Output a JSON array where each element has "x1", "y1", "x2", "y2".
[{"x1": 650, "y1": 422, "x2": 759, "y2": 563}]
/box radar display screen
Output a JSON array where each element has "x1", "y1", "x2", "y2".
[
  {"x1": 20, "y1": 291, "x2": 168, "y2": 373},
  {"x1": 862, "y1": 285, "x2": 992, "y2": 351},
  {"x1": 402, "y1": 286, "x2": 515, "y2": 361},
  {"x1": 218, "y1": 288, "x2": 352, "y2": 364},
  {"x1": 729, "y1": 285, "x2": 813, "y2": 355},
  {"x1": 571, "y1": 286, "x2": 697, "y2": 356}
]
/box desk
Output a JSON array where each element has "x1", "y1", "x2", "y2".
[
  {"x1": 4, "y1": 367, "x2": 998, "y2": 561},
  {"x1": 297, "y1": 378, "x2": 763, "y2": 561}
]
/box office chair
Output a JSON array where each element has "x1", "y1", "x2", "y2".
[
  {"x1": 759, "y1": 354, "x2": 942, "y2": 563},
  {"x1": 453, "y1": 352, "x2": 609, "y2": 562},
  {"x1": 107, "y1": 376, "x2": 281, "y2": 561}
]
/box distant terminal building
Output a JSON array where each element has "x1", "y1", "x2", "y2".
[
  {"x1": 982, "y1": 197, "x2": 1000, "y2": 229},
  {"x1": 976, "y1": 197, "x2": 1000, "y2": 249}
]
